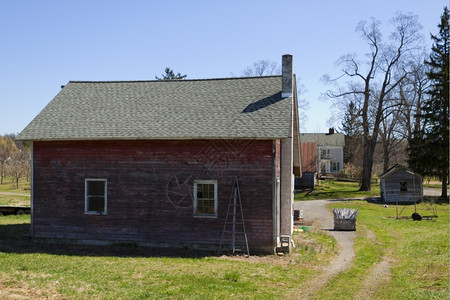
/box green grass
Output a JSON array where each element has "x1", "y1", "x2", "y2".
[
  {"x1": 0, "y1": 215, "x2": 335, "y2": 299},
  {"x1": 1, "y1": 180, "x2": 447, "y2": 299},
  {"x1": 0, "y1": 178, "x2": 31, "y2": 206},
  {"x1": 0, "y1": 178, "x2": 31, "y2": 193},
  {"x1": 295, "y1": 180, "x2": 380, "y2": 201},
  {"x1": 0, "y1": 194, "x2": 30, "y2": 206},
  {"x1": 313, "y1": 199, "x2": 449, "y2": 299}
]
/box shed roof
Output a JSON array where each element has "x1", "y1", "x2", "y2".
[
  {"x1": 18, "y1": 76, "x2": 292, "y2": 141},
  {"x1": 379, "y1": 164, "x2": 422, "y2": 180}
]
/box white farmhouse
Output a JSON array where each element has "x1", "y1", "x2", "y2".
[{"x1": 300, "y1": 128, "x2": 345, "y2": 177}]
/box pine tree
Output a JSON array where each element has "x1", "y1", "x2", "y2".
[
  {"x1": 408, "y1": 7, "x2": 449, "y2": 198},
  {"x1": 340, "y1": 101, "x2": 363, "y2": 165},
  {"x1": 340, "y1": 101, "x2": 362, "y2": 137},
  {"x1": 155, "y1": 68, "x2": 187, "y2": 80}
]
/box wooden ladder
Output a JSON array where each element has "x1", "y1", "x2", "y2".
[{"x1": 218, "y1": 177, "x2": 249, "y2": 256}]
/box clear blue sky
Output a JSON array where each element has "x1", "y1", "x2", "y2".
[{"x1": 0, "y1": 0, "x2": 447, "y2": 135}]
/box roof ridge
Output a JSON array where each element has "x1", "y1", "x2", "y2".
[{"x1": 68, "y1": 75, "x2": 282, "y2": 84}]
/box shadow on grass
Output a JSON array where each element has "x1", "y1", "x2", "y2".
[
  {"x1": 0, "y1": 224, "x2": 221, "y2": 259},
  {"x1": 0, "y1": 223, "x2": 30, "y2": 239},
  {"x1": 365, "y1": 195, "x2": 449, "y2": 205}
]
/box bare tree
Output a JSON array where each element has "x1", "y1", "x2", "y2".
[
  {"x1": 241, "y1": 60, "x2": 281, "y2": 77},
  {"x1": 378, "y1": 107, "x2": 405, "y2": 171},
  {"x1": 324, "y1": 12, "x2": 424, "y2": 191},
  {"x1": 397, "y1": 51, "x2": 430, "y2": 141},
  {"x1": 0, "y1": 135, "x2": 17, "y2": 185},
  {"x1": 5, "y1": 144, "x2": 30, "y2": 190}
]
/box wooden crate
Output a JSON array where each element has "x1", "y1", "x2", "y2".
[{"x1": 334, "y1": 218, "x2": 356, "y2": 231}]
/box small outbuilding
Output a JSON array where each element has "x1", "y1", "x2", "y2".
[
  {"x1": 295, "y1": 142, "x2": 316, "y2": 188},
  {"x1": 379, "y1": 164, "x2": 423, "y2": 203}
]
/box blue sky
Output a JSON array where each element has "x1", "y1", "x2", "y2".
[{"x1": 0, "y1": 0, "x2": 447, "y2": 135}]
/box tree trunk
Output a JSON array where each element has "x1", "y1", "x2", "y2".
[
  {"x1": 382, "y1": 138, "x2": 390, "y2": 173},
  {"x1": 359, "y1": 139, "x2": 375, "y2": 191},
  {"x1": 441, "y1": 173, "x2": 448, "y2": 198}
]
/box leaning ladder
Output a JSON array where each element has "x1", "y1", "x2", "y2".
[{"x1": 218, "y1": 177, "x2": 249, "y2": 256}]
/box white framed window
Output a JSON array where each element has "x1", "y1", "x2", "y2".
[
  {"x1": 332, "y1": 162, "x2": 340, "y2": 172},
  {"x1": 194, "y1": 180, "x2": 217, "y2": 217},
  {"x1": 85, "y1": 179, "x2": 107, "y2": 215},
  {"x1": 321, "y1": 148, "x2": 330, "y2": 157}
]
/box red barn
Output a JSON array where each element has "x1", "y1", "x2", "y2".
[{"x1": 17, "y1": 55, "x2": 301, "y2": 254}]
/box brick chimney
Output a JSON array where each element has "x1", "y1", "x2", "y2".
[
  {"x1": 328, "y1": 128, "x2": 335, "y2": 135},
  {"x1": 282, "y1": 54, "x2": 293, "y2": 98}
]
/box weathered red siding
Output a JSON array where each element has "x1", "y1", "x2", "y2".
[{"x1": 32, "y1": 140, "x2": 275, "y2": 253}]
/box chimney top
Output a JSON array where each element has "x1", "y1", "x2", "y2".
[
  {"x1": 328, "y1": 128, "x2": 335, "y2": 135},
  {"x1": 282, "y1": 54, "x2": 293, "y2": 98}
]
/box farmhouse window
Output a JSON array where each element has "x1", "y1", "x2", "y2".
[
  {"x1": 194, "y1": 180, "x2": 217, "y2": 217},
  {"x1": 321, "y1": 149, "x2": 330, "y2": 157},
  {"x1": 400, "y1": 181, "x2": 407, "y2": 192},
  {"x1": 332, "y1": 162, "x2": 340, "y2": 172},
  {"x1": 85, "y1": 179, "x2": 107, "y2": 215}
]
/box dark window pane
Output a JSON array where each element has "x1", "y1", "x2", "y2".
[
  {"x1": 195, "y1": 182, "x2": 216, "y2": 215},
  {"x1": 88, "y1": 196, "x2": 105, "y2": 212},
  {"x1": 88, "y1": 181, "x2": 105, "y2": 196},
  {"x1": 86, "y1": 180, "x2": 106, "y2": 213},
  {"x1": 197, "y1": 199, "x2": 214, "y2": 214}
]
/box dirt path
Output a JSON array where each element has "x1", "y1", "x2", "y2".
[
  {"x1": 423, "y1": 187, "x2": 446, "y2": 196},
  {"x1": 0, "y1": 191, "x2": 30, "y2": 197},
  {"x1": 294, "y1": 200, "x2": 357, "y2": 298},
  {"x1": 293, "y1": 200, "x2": 396, "y2": 299},
  {"x1": 354, "y1": 250, "x2": 394, "y2": 300}
]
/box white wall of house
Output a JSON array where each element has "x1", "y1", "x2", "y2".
[
  {"x1": 300, "y1": 131, "x2": 345, "y2": 176},
  {"x1": 318, "y1": 146, "x2": 344, "y2": 174}
]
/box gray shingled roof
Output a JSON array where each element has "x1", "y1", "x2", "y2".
[
  {"x1": 17, "y1": 76, "x2": 292, "y2": 141},
  {"x1": 300, "y1": 133, "x2": 345, "y2": 147}
]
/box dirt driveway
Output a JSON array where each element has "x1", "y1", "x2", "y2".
[
  {"x1": 0, "y1": 191, "x2": 30, "y2": 197},
  {"x1": 294, "y1": 200, "x2": 357, "y2": 298},
  {"x1": 293, "y1": 199, "x2": 398, "y2": 299}
]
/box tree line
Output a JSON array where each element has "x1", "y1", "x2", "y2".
[
  {"x1": 0, "y1": 134, "x2": 31, "y2": 189},
  {"x1": 324, "y1": 7, "x2": 449, "y2": 197}
]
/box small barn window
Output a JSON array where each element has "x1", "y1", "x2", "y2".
[
  {"x1": 85, "y1": 179, "x2": 107, "y2": 215},
  {"x1": 400, "y1": 181, "x2": 407, "y2": 192},
  {"x1": 194, "y1": 180, "x2": 217, "y2": 217}
]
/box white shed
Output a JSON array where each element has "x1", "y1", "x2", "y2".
[{"x1": 379, "y1": 164, "x2": 423, "y2": 203}]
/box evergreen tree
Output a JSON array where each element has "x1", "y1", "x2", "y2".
[
  {"x1": 340, "y1": 101, "x2": 363, "y2": 165},
  {"x1": 155, "y1": 67, "x2": 187, "y2": 80},
  {"x1": 340, "y1": 101, "x2": 362, "y2": 137},
  {"x1": 408, "y1": 7, "x2": 449, "y2": 198}
]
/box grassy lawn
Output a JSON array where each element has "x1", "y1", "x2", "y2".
[
  {"x1": 0, "y1": 194, "x2": 30, "y2": 207},
  {"x1": 0, "y1": 178, "x2": 31, "y2": 207},
  {"x1": 0, "y1": 179, "x2": 447, "y2": 299},
  {"x1": 0, "y1": 215, "x2": 335, "y2": 299},
  {"x1": 0, "y1": 178, "x2": 31, "y2": 193},
  {"x1": 313, "y1": 198, "x2": 449, "y2": 299},
  {"x1": 295, "y1": 180, "x2": 381, "y2": 201}
]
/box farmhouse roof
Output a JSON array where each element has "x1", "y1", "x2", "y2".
[
  {"x1": 17, "y1": 76, "x2": 292, "y2": 141},
  {"x1": 300, "y1": 133, "x2": 345, "y2": 147}
]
